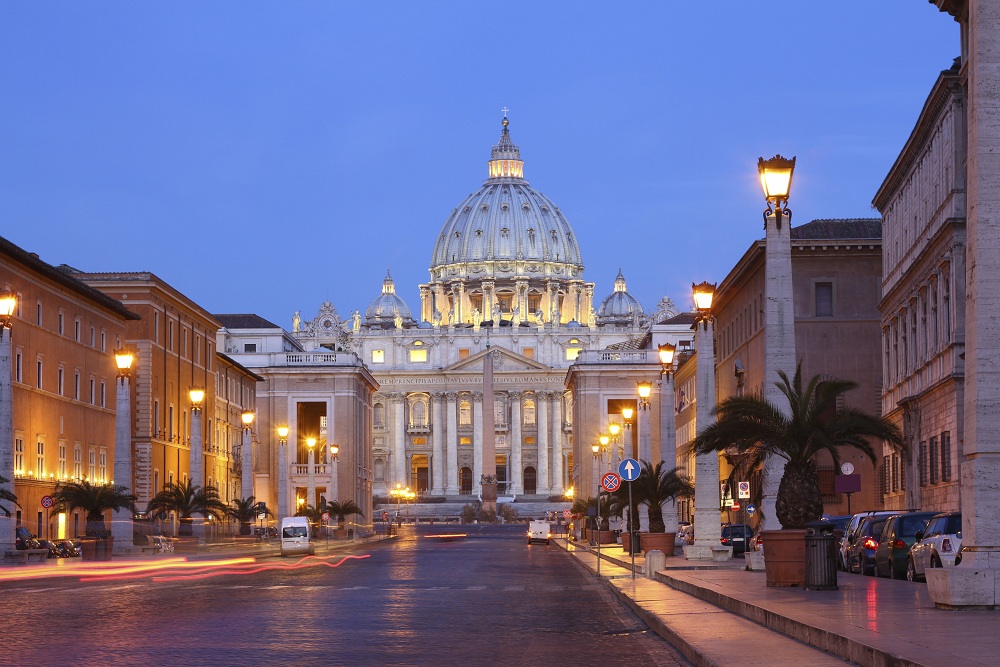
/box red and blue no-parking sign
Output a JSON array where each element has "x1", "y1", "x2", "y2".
[{"x1": 601, "y1": 472, "x2": 621, "y2": 493}]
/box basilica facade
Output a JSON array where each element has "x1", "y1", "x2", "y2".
[{"x1": 219, "y1": 117, "x2": 675, "y2": 517}]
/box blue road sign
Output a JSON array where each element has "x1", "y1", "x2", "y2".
[
  {"x1": 746, "y1": 503, "x2": 757, "y2": 515},
  {"x1": 619, "y1": 458, "x2": 641, "y2": 482}
]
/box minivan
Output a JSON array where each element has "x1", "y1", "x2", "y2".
[
  {"x1": 280, "y1": 516, "x2": 315, "y2": 556},
  {"x1": 527, "y1": 520, "x2": 552, "y2": 545}
]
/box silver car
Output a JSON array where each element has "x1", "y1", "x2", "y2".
[{"x1": 907, "y1": 512, "x2": 962, "y2": 582}]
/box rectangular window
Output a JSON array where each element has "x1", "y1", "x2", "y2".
[
  {"x1": 195, "y1": 335, "x2": 201, "y2": 364},
  {"x1": 74, "y1": 371, "x2": 80, "y2": 400},
  {"x1": 929, "y1": 436, "x2": 939, "y2": 485},
  {"x1": 244, "y1": 343, "x2": 257, "y2": 353},
  {"x1": 941, "y1": 431, "x2": 952, "y2": 482},
  {"x1": 99, "y1": 448, "x2": 107, "y2": 482},
  {"x1": 58, "y1": 368, "x2": 64, "y2": 396},
  {"x1": 409, "y1": 349, "x2": 427, "y2": 363},
  {"x1": 919, "y1": 441, "x2": 928, "y2": 487},
  {"x1": 36, "y1": 358, "x2": 43, "y2": 390},
  {"x1": 58, "y1": 442, "x2": 67, "y2": 478},
  {"x1": 371, "y1": 350, "x2": 384, "y2": 363},
  {"x1": 36, "y1": 439, "x2": 45, "y2": 477},
  {"x1": 458, "y1": 348, "x2": 470, "y2": 360},
  {"x1": 154, "y1": 312, "x2": 160, "y2": 343},
  {"x1": 74, "y1": 319, "x2": 81, "y2": 342},
  {"x1": 154, "y1": 400, "x2": 160, "y2": 438},
  {"x1": 564, "y1": 347, "x2": 582, "y2": 361},
  {"x1": 89, "y1": 377, "x2": 95, "y2": 405},
  {"x1": 73, "y1": 444, "x2": 82, "y2": 479},
  {"x1": 15, "y1": 351, "x2": 21, "y2": 383},
  {"x1": 168, "y1": 321, "x2": 174, "y2": 351},
  {"x1": 14, "y1": 435, "x2": 24, "y2": 474},
  {"x1": 36, "y1": 302, "x2": 42, "y2": 326},
  {"x1": 100, "y1": 381, "x2": 106, "y2": 408},
  {"x1": 815, "y1": 282, "x2": 833, "y2": 317},
  {"x1": 182, "y1": 329, "x2": 188, "y2": 358},
  {"x1": 88, "y1": 448, "x2": 96, "y2": 479},
  {"x1": 58, "y1": 311, "x2": 65, "y2": 335},
  {"x1": 101, "y1": 331, "x2": 106, "y2": 352},
  {"x1": 521, "y1": 347, "x2": 535, "y2": 360},
  {"x1": 891, "y1": 453, "x2": 899, "y2": 493},
  {"x1": 90, "y1": 326, "x2": 96, "y2": 347},
  {"x1": 168, "y1": 405, "x2": 175, "y2": 441}
]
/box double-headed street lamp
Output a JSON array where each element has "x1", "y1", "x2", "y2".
[{"x1": 112, "y1": 347, "x2": 135, "y2": 552}]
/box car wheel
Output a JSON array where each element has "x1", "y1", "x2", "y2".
[
  {"x1": 906, "y1": 558, "x2": 921, "y2": 582},
  {"x1": 931, "y1": 553, "x2": 943, "y2": 569}
]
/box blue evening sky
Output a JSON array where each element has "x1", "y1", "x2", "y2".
[{"x1": 0, "y1": 2, "x2": 958, "y2": 330}]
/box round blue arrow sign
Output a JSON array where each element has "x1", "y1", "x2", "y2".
[
  {"x1": 746, "y1": 503, "x2": 757, "y2": 515},
  {"x1": 618, "y1": 458, "x2": 641, "y2": 482}
]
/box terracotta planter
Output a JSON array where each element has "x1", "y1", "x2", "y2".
[
  {"x1": 178, "y1": 518, "x2": 194, "y2": 536},
  {"x1": 598, "y1": 529, "x2": 616, "y2": 545},
  {"x1": 80, "y1": 536, "x2": 114, "y2": 561},
  {"x1": 621, "y1": 531, "x2": 637, "y2": 554},
  {"x1": 639, "y1": 531, "x2": 675, "y2": 556},
  {"x1": 761, "y1": 529, "x2": 807, "y2": 587}
]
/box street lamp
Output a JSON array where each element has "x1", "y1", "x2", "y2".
[
  {"x1": 658, "y1": 343, "x2": 676, "y2": 378},
  {"x1": 688, "y1": 280, "x2": 724, "y2": 559},
  {"x1": 328, "y1": 443, "x2": 339, "y2": 510},
  {"x1": 758, "y1": 155, "x2": 796, "y2": 228},
  {"x1": 621, "y1": 406, "x2": 634, "y2": 460},
  {"x1": 0, "y1": 288, "x2": 16, "y2": 551},
  {"x1": 240, "y1": 411, "x2": 254, "y2": 501},
  {"x1": 306, "y1": 437, "x2": 317, "y2": 511},
  {"x1": 657, "y1": 341, "x2": 679, "y2": 544},
  {"x1": 112, "y1": 347, "x2": 135, "y2": 553},
  {"x1": 608, "y1": 422, "x2": 621, "y2": 471},
  {"x1": 187, "y1": 387, "x2": 206, "y2": 540},
  {"x1": 277, "y1": 426, "x2": 289, "y2": 521}
]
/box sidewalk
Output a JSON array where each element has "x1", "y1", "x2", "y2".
[{"x1": 559, "y1": 538, "x2": 996, "y2": 667}]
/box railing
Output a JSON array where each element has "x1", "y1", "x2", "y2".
[
  {"x1": 291, "y1": 463, "x2": 330, "y2": 476},
  {"x1": 573, "y1": 349, "x2": 657, "y2": 364}
]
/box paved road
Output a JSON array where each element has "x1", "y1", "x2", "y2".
[{"x1": 1, "y1": 525, "x2": 689, "y2": 666}]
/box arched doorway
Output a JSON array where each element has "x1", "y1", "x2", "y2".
[
  {"x1": 460, "y1": 467, "x2": 473, "y2": 495},
  {"x1": 524, "y1": 466, "x2": 537, "y2": 495}
]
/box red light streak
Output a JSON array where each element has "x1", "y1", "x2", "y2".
[{"x1": 149, "y1": 554, "x2": 370, "y2": 582}]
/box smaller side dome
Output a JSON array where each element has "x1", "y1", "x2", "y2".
[
  {"x1": 596, "y1": 269, "x2": 645, "y2": 327},
  {"x1": 364, "y1": 270, "x2": 415, "y2": 329}
]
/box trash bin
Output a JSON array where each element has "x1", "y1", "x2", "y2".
[{"x1": 804, "y1": 520, "x2": 839, "y2": 590}]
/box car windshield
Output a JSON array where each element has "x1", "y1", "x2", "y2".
[{"x1": 898, "y1": 515, "x2": 931, "y2": 537}]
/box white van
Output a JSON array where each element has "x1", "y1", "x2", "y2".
[
  {"x1": 527, "y1": 520, "x2": 552, "y2": 545},
  {"x1": 280, "y1": 516, "x2": 315, "y2": 556}
]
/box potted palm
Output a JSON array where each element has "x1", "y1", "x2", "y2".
[
  {"x1": 49, "y1": 480, "x2": 136, "y2": 561},
  {"x1": 228, "y1": 496, "x2": 271, "y2": 536},
  {"x1": 695, "y1": 364, "x2": 904, "y2": 585},
  {"x1": 632, "y1": 461, "x2": 694, "y2": 556},
  {"x1": 325, "y1": 499, "x2": 364, "y2": 539},
  {"x1": 146, "y1": 481, "x2": 228, "y2": 538}
]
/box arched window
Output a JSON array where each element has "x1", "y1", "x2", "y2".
[
  {"x1": 524, "y1": 466, "x2": 537, "y2": 494},
  {"x1": 460, "y1": 467, "x2": 473, "y2": 495},
  {"x1": 523, "y1": 399, "x2": 536, "y2": 426},
  {"x1": 411, "y1": 399, "x2": 427, "y2": 427},
  {"x1": 373, "y1": 403, "x2": 385, "y2": 429},
  {"x1": 374, "y1": 459, "x2": 385, "y2": 482},
  {"x1": 459, "y1": 400, "x2": 472, "y2": 426}
]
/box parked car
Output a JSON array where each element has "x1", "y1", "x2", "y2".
[
  {"x1": 907, "y1": 512, "x2": 962, "y2": 581},
  {"x1": 839, "y1": 511, "x2": 896, "y2": 571},
  {"x1": 846, "y1": 514, "x2": 893, "y2": 575},
  {"x1": 58, "y1": 540, "x2": 82, "y2": 557},
  {"x1": 720, "y1": 524, "x2": 754, "y2": 555},
  {"x1": 35, "y1": 540, "x2": 61, "y2": 559},
  {"x1": 874, "y1": 511, "x2": 936, "y2": 579}
]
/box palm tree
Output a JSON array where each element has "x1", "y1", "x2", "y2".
[
  {"x1": 295, "y1": 503, "x2": 325, "y2": 524},
  {"x1": 0, "y1": 473, "x2": 18, "y2": 518},
  {"x1": 630, "y1": 461, "x2": 694, "y2": 534},
  {"x1": 49, "y1": 480, "x2": 136, "y2": 537},
  {"x1": 325, "y1": 499, "x2": 364, "y2": 530},
  {"x1": 228, "y1": 496, "x2": 271, "y2": 535},
  {"x1": 694, "y1": 363, "x2": 905, "y2": 529},
  {"x1": 146, "y1": 481, "x2": 228, "y2": 536}
]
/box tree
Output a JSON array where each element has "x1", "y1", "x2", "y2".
[
  {"x1": 50, "y1": 480, "x2": 136, "y2": 537},
  {"x1": 694, "y1": 363, "x2": 905, "y2": 529},
  {"x1": 146, "y1": 481, "x2": 228, "y2": 536},
  {"x1": 629, "y1": 461, "x2": 694, "y2": 534},
  {"x1": 228, "y1": 496, "x2": 271, "y2": 536},
  {"x1": 295, "y1": 504, "x2": 325, "y2": 524},
  {"x1": 0, "y1": 473, "x2": 18, "y2": 518},
  {"x1": 324, "y1": 499, "x2": 363, "y2": 529}
]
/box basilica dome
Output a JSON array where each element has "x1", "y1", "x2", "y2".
[
  {"x1": 596, "y1": 270, "x2": 645, "y2": 327},
  {"x1": 429, "y1": 117, "x2": 584, "y2": 283}
]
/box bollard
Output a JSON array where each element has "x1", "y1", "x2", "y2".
[{"x1": 646, "y1": 549, "x2": 666, "y2": 579}]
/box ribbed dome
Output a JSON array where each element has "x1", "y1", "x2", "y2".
[
  {"x1": 428, "y1": 117, "x2": 584, "y2": 283},
  {"x1": 364, "y1": 271, "x2": 414, "y2": 328},
  {"x1": 597, "y1": 270, "x2": 644, "y2": 326}
]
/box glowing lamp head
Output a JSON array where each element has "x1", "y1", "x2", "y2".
[
  {"x1": 114, "y1": 348, "x2": 135, "y2": 373},
  {"x1": 565, "y1": 487, "x2": 574, "y2": 498},
  {"x1": 609, "y1": 422, "x2": 620, "y2": 436},
  {"x1": 592, "y1": 443, "x2": 600, "y2": 455},
  {"x1": 599, "y1": 434, "x2": 609, "y2": 447},
  {"x1": 277, "y1": 425, "x2": 290, "y2": 439},
  {"x1": 622, "y1": 407, "x2": 634, "y2": 421},
  {"x1": 658, "y1": 343, "x2": 676, "y2": 367},
  {"x1": 758, "y1": 154, "x2": 796, "y2": 203},
  {"x1": 188, "y1": 387, "x2": 205, "y2": 406},
  {"x1": 306, "y1": 437, "x2": 317, "y2": 449},
  {"x1": 637, "y1": 382, "x2": 653, "y2": 400},
  {"x1": 329, "y1": 444, "x2": 339, "y2": 456},
  {"x1": 0, "y1": 288, "x2": 16, "y2": 326},
  {"x1": 241, "y1": 410, "x2": 255, "y2": 426},
  {"x1": 692, "y1": 282, "x2": 717, "y2": 314}
]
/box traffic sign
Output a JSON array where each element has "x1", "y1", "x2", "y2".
[
  {"x1": 562, "y1": 509, "x2": 572, "y2": 519},
  {"x1": 601, "y1": 472, "x2": 621, "y2": 493},
  {"x1": 619, "y1": 458, "x2": 641, "y2": 482},
  {"x1": 40, "y1": 495, "x2": 53, "y2": 509},
  {"x1": 731, "y1": 502, "x2": 741, "y2": 511},
  {"x1": 746, "y1": 503, "x2": 757, "y2": 515},
  {"x1": 321, "y1": 512, "x2": 330, "y2": 522},
  {"x1": 738, "y1": 481, "x2": 750, "y2": 499}
]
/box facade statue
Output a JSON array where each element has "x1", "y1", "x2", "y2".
[
  {"x1": 394, "y1": 308, "x2": 403, "y2": 330},
  {"x1": 292, "y1": 310, "x2": 301, "y2": 333}
]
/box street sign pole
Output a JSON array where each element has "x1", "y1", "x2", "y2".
[
  {"x1": 628, "y1": 481, "x2": 635, "y2": 578},
  {"x1": 597, "y1": 489, "x2": 601, "y2": 578}
]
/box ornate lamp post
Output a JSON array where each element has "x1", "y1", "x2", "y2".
[
  {"x1": 328, "y1": 443, "x2": 339, "y2": 507},
  {"x1": 0, "y1": 288, "x2": 18, "y2": 551},
  {"x1": 635, "y1": 382, "x2": 653, "y2": 532},
  {"x1": 608, "y1": 422, "x2": 621, "y2": 472},
  {"x1": 240, "y1": 410, "x2": 254, "y2": 500},
  {"x1": 111, "y1": 348, "x2": 135, "y2": 553},
  {"x1": 687, "y1": 281, "x2": 726, "y2": 559},
  {"x1": 276, "y1": 426, "x2": 289, "y2": 521},
  {"x1": 621, "y1": 407, "x2": 634, "y2": 459},
  {"x1": 306, "y1": 437, "x2": 317, "y2": 511},
  {"x1": 188, "y1": 387, "x2": 205, "y2": 540},
  {"x1": 657, "y1": 342, "x2": 679, "y2": 542},
  {"x1": 759, "y1": 155, "x2": 797, "y2": 530}
]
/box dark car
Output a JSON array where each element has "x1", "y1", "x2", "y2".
[
  {"x1": 35, "y1": 539, "x2": 61, "y2": 558},
  {"x1": 875, "y1": 511, "x2": 936, "y2": 579},
  {"x1": 58, "y1": 540, "x2": 81, "y2": 557},
  {"x1": 15, "y1": 526, "x2": 39, "y2": 550},
  {"x1": 720, "y1": 524, "x2": 754, "y2": 555},
  {"x1": 846, "y1": 515, "x2": 891, "y2": 575},
  {"x1": 839, "y1": 511, "x2": 897, "y2": 571}
]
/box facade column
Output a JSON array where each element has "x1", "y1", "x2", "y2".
[
  {"x1": 419, "y1": 285, "x2": 432, "y2": 324},
  {"x1": 190, "y1": 401, "x2": 204, "y2": 541},
  {"x1": 537, "y1": 391, "x2": 550, "y2": 495},
  {"x1": 551, "y1": 394, "x2": 564, "y2": 492},
  {"x1": 445, "y1": 392, "x2": 459, "y2": 494},
  {"x1": 510, "y1": 391, "x2": 523, "y2": 495},
  {"x1": 472, "y1": 391, "x2": 484, "y2": 497},
  {"x1": 112, "y1": 371, "x2": 134, "y2": 552},
  {"x1": 431, "y1": 392, "x2": 445, "y2": 495},
  {"x1": 637, "y1": 402, "x2": 651, "y2": 532},
  {"x1": 277, "y1": 434, "x2": 289, "y2": 521},
  {"x1": 659, "y1": 372, "x2": 678, "y2": 542},
  {"x1": 391, "y1": 393, "x2": 406, "y2": 486},
  {"x1": 686, "y1": 316, "x2": 724, "y2": 559}
]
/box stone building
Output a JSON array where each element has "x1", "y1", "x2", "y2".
[
  {"x1": 0, "y1": 236, "x2": 137, "y2": 543},
  {"x1": 872, "y1": 59, "x2": 965, "y2": 514}
]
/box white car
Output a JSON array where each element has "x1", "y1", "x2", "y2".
[{"x1": 907, "y1": 512, "x2": 962, "y2": 582}]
